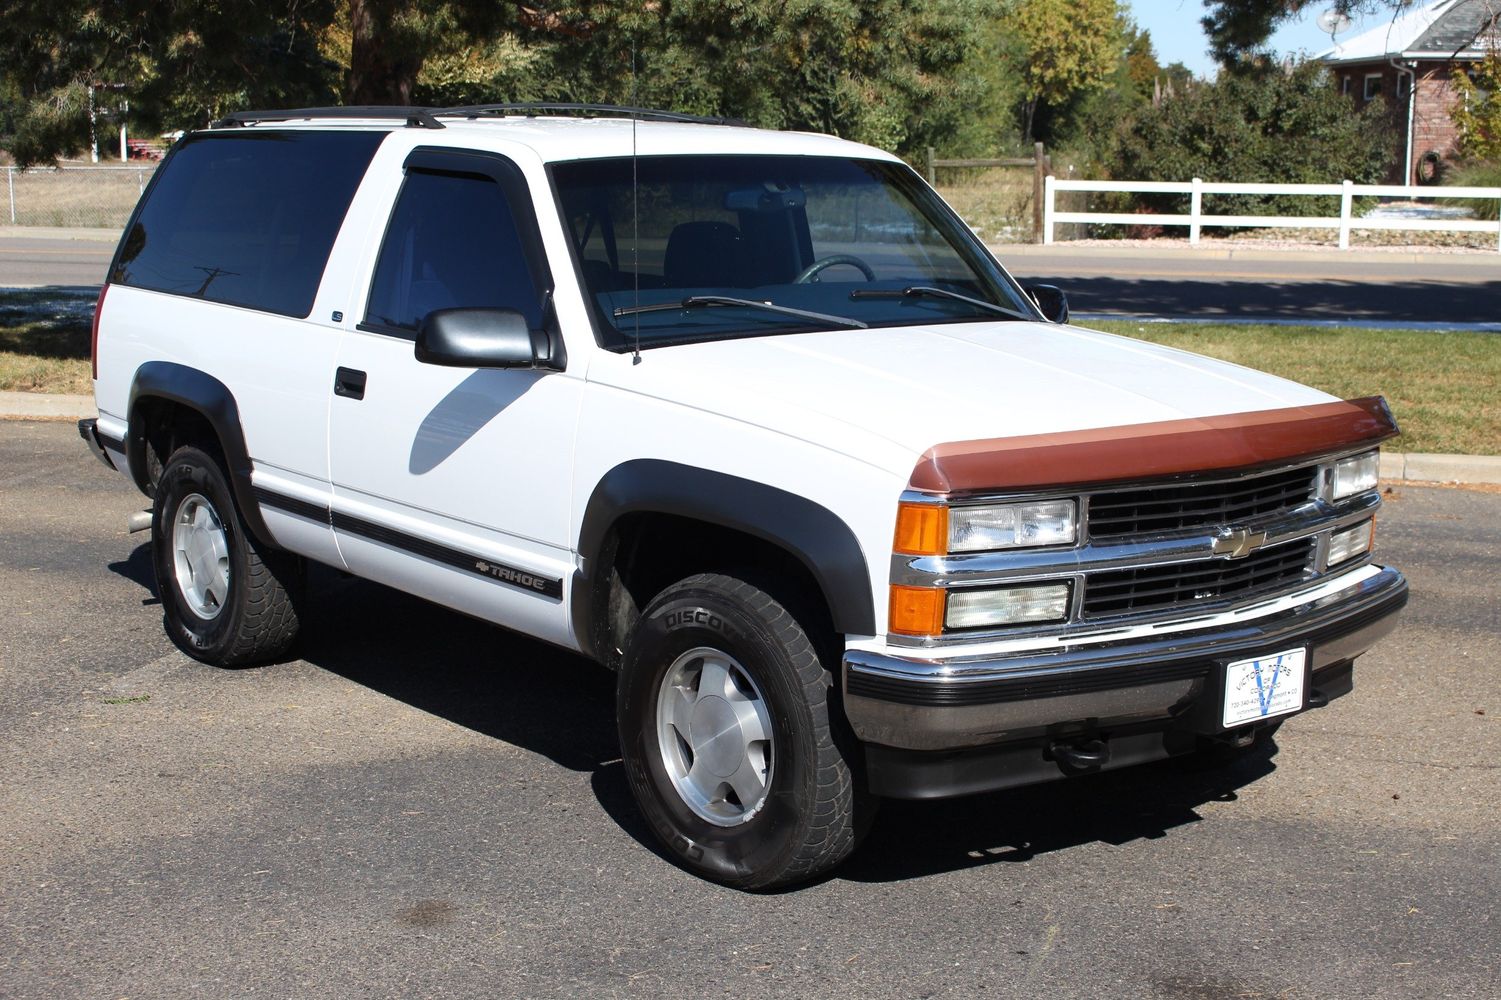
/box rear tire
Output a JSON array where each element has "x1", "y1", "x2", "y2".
[
  {"x1": 617, "y1": 573, "x2": 869, "y2": 889},
  {"x1": 151, "y1": 445, "x2": 301, "y2": 666}
]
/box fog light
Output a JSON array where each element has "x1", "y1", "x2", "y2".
[
  {"x1": 1332, "y1": 451, "x2": 1380, "y2": 499},
  {"x1": 950, "y1": 500, "x2": 1077, "y2": 553},
  {"x1": 1328, "y1": 520, "x2": 1375, "y2": 567},
  {"x1": 945, "y1": 583, "x2": 1072, "y2": 629}
]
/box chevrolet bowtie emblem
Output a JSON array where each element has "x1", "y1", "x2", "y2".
[{"x1": 1213, "y1": 526, "x2": 1270, "y2": 559}]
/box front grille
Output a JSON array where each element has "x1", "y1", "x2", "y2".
[
  {"x1": 1088, "y1": 465, "x2": 1319, "y2": 539},
  {"x1": 1083, "y1": 536, "x2": 1316, "y2": 617}
]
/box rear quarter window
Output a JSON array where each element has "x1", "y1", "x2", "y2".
[{"x1": 111, "y1": 130, "x2": 385, "y2": 317}]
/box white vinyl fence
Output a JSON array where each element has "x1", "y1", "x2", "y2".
[
  {"x1": 1043, "y1": 176, "x2": 1501, "y2": 251},
  {"x1": 4, "y1": 165, "x2": 156, "y2": 228}
]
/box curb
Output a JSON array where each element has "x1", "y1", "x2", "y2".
[
  {"x1": 5, "y1": 391, "x2": 1499, "y2": 486},
  {"x1": 0, "y1": 390, "x2": 97, "y2": 419},
  {"x1": 1380, "y1": 451, "x2": 1501, "y2": 486}
]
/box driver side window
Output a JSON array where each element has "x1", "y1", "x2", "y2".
[{"x1": 365, "y1": 169, "x2": 544, "y2": 336}]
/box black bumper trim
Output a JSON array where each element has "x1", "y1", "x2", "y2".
[{"x1": 850, "y1": 659, "x2": 1211, "y2": 707}]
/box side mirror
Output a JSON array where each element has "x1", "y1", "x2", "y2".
[
  {"x1": 1024, "y1": 284, "x2": 1070, "y2": 325},
  {"x1": 415, "y1": 308, "x2": 564, "y2": 370}
]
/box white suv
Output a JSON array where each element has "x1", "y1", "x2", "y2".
[{"x1": 80, "y1": 104, "x2": 1407, "y2": 889}]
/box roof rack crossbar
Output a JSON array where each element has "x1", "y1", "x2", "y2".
[
  {"x1": 215, "y1": 106, "x2": 446, "y2": 130},
  {"x1": 434, "y1": 103, "x2": 747, "y2": 127}
]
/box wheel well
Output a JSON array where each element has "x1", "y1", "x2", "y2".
[
  {"x1": 131, "y1": 397, "x2": 224, "y2": 497},
  {"x1": 594, "y1": 513, "x2": 840, "y2": 670}
]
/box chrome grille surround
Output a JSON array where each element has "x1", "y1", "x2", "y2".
[{"x1": 889, "y1": 454, "x2": 1381, "y2": 648}]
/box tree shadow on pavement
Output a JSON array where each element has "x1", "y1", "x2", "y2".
[
  {"x1": 1022, "y1": 275, "x2": 1501, "y2": 324},
  {"x1": 0, "y1": 285, "x2": 99, "y2": 356}
]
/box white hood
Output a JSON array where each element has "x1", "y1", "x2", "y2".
[{"x1": 590, "y1": 321, "x2": 1336, "y2": 475}]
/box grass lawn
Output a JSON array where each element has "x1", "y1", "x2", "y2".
[
  {"x1": 2, "y1": 287, "x2": 1495, "y2": 454},
  {"x1": 1086, "y1": 321, "x2": 1500, "y2": 455}
]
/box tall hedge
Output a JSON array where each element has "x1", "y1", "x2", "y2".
[{"x1": 1110, "y1": 62, "x2": 1394, "y2": 218}]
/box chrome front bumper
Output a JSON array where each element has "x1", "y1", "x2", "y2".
[{"x1": 844, "y1": 566, "x2": 1407, "y2": 752}]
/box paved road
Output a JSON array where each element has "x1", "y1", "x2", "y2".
[
  {"x1": 2, "y1": 420, "x2": 1498, "y2": 999},
  {"x1": 0, "y1": 233, "x2": 115, "y2": 287},
  {"x1": 3, "y1": 231, "x2": 1500, "y2": 324},
  {"x1": 998, "y1": 246, "x2": 1501, "y2": 325}
]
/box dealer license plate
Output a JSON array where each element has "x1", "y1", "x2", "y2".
[{"x1": 1223, "y1": 648, "x2": 1307, "y2": 728}]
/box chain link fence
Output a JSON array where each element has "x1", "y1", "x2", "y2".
[{"x1": 3, "y1": 165, "x2": 156, "y2": 229}]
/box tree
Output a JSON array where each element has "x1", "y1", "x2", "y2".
[
  {"x1": 1111, "y1": 61, "x2": 1392, "y2": 215},
  {"x1": 0, "y1": 0, "x2": 341, "y2": 164},
  {"x1": 1453, "y1": 45, "x2": 1501, "y2": 161},
  {"x1": 1008, "y1": 0, "x2": 1126, "y2": 140},
  {"x1": 1, "y1": 0, "x2": 986, "y2": 164}
]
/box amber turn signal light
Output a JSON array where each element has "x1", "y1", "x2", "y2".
[
  {"x1": 888, "y1": 585, "x2": 946, "y2": 636},
  {"x1": 894, "y1": 502, "x2": 948, "y2": 556}
]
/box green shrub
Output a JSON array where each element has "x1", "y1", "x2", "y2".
[
  {"x1": 1108, "y1": 61, "x2": 1394, "y2": 220},
  {"x1": 1446, "y1": 160, "x2": 1501, "y2": 221}
]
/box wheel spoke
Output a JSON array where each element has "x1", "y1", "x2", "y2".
[
  {"x1": 696, "y1": 655, "x2": 732, "y2": 699},
  {"x1": 686, "y1": 757, "x2": 725, "y2": 803},
  {"x1": 727, "y1": 694, "x2": 769, "y2": 746},
  {"x1": 666, "y1": 685, "x2": 697, "y2": 735},
  {"x1": 726, "y1": 751, "x2": 769, "y2": 810}
]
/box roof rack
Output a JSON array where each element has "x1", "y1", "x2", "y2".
[
  {"x1": 434, "y1": 103, "x2": 747, "y2": 126},
  {"x1": 214, "y1": 106, "x2": 446, "y2": 130},
  {"x1": 212, "y1": 103, "x2": 748, "y2": 131}
]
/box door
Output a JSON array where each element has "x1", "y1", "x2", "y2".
[{"x1": 328, "y1": 148, "x2": 582, "y2": 648}]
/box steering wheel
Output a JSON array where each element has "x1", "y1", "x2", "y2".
[{"x1": 793, "y1": 254, "x2": 877, "y2": 284}]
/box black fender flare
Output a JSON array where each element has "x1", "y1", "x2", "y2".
[
  {"x1": 126, "y1": 361, "x2": 275, "y2": 545},
  {"x1": 573, "y1": 460, "x2": 876, "y2": 660}
]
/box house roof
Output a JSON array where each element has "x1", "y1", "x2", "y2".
[{"x1": 1319, "y1": 0, "x2": 1500, "y2": 64}]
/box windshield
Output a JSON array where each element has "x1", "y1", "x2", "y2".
[{"x1": 551, "y1": 155, "x2": 1038, "y2": 349}]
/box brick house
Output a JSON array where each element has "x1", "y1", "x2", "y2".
[{"x1": 1320, "y1": 0, "x2": 1500, "y2": 183}]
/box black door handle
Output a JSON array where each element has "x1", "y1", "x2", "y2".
[{"x1": 334, "y1": 367, "x2": 366, "y2": 400}]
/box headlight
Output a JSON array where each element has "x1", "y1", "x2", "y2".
[
  {"x1": 950, "y1": 500, "x2": 1077, "y2": 553},
  {"x1": 946, "y1": 583, "x2": 1072, "y2": 629},
  {"x1": 1332, "y1": 450, "x2": 1380, "y2": 499},
  {"x1": 1328, "y1": 520, "x2": 1374, "y2": 567}
]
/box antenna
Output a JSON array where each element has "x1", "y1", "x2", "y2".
[
  {"x1": 1317, "y1": 9, "x2": 1353, "y2": 37},
  {"x1": 630, "y1": 40, "x2": 641, "y2": 365}
]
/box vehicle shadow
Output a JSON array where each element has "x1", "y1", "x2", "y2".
[
  {"x1": 835, "y1": 747, "x2": 1276, "y2": 884},
  {"x1": 122, "y1": 557, "x2": 1283, "y2": 885},
  {"x1": 109, "y1": 542, "x2": 160, "y2": 605}
]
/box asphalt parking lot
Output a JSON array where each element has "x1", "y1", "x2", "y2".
[{"x1": 2, "y1": 420, "x2": 1498, "y2": 999}]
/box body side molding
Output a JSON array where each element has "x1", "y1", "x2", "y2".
[
  {"x1": 126, "y1": 361, "x2": 276, "y2": 545},
  {"x1": 574, "y1": 460, "x2": 876, "y2": 660}
]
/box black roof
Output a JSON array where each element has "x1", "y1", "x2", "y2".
[{"x1": 1410, "y1": 0, "x2": 1501, "y2": 55}]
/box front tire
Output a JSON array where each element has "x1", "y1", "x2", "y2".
[
  {"x1": 151, "y1": 445, "x2": 301, "y2": 666},
  {"x1": 617, "y1": 573, "x2": 868, "y2": 889}
]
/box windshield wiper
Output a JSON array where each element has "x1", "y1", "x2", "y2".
[
  {"x1": 849, "y1": 285, "x2": 1033, "y2": 322},
  {"x1": 613, "y1": 295, "x2": 867, "y2": 330}
]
